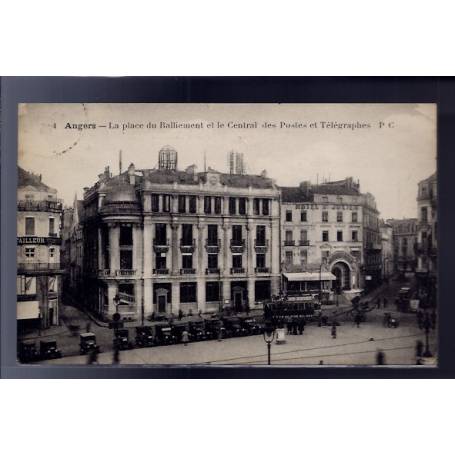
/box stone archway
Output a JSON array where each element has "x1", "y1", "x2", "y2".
[{"x1": 331, "y1": 261, "x2": 351, "y2": 291}]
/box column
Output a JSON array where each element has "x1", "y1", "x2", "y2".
[
  {"x1": 97, "y1": 227, "x2": 103, "y2": 270},
  {"x1": 171, "y1": 224, "x2": 179, "y2": 275},
  {"x1": 197, "y1": 223, "x2": 205, "y2": 275},
  {"x1": 222, "y1": 279, "x2": 230, "y2": 307},
  {"x1": 109, "y1": 224, "x2": 120, "y2": 273},
  {"x1": 197, "y1": 278, "x2": 206, "y2": 313},
  {"x1": 198, "y1": 195, "x2": 204, "y2": 215},
  {"x1": 223, "y1": 196, "x2": 230, "y2": 216},
  {"x1": 222, "y1": 224, "x2": 230, "y2": 276},
  {"x1": 171, "y1": 281, "x2": 180, "y2": 314},
  {"x1": 247, "y1": 278, "x2": 255, "y2": 308},
  {"x1": 246, "y1": 223, "x2": 254, "y2": 275},
  {"x1": 143, "y1": 217, "x2": 153, "y2": 278},
  {"x1": 132, "y1": 223, "x2": 143, "y2": 274}
]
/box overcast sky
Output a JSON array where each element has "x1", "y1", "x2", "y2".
[{"x1": 18, "y1": 103, "x2": 436, "y2": 219}]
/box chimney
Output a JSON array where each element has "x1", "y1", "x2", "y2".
[{"x1": 127, "y1": 163, "x2": 136, "y2": 185}]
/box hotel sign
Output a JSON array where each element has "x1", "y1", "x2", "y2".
[{"x1": 17, "y1": 236, "x2": 61, "y2": 245}]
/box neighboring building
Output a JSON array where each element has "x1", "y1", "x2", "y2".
[
  {"x1": 280, "y1": 177, "x2": 378, "y2": 300},
  {"x1": 380, "y1": 220, "x2": 394, "y2": 279},
  {"x1": 80, "y1": 147, "x2": 281, "y2": 321},
  {"x1": 386, "y1": 218, "x2": 417, "y2": 277},
  {"x1": 17, "y1": 167, "x2": 64, "y2": 329},
  {"x1": 415, "y1": 173, "x2": 437, "y2": 305},
  {"x1": 61, "y1": 196, "x2": 84, "y2": 305}
]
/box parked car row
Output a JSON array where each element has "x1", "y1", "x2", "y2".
[{"x1": 18, "y1": 340, "x2": 63, "y2": 363}]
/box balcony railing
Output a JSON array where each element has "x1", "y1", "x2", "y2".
[
  {"x1": 17, "y1": 262, "x2": 62, "y2": 273},
  {"x1": 255, "y1": 267, "x2": 270, "y2": 273},
  {"x1": 254, "y1": 239, "x2": 269, "y2": 252},
  {"x1": 283, "y1": 240, "x2": 295, "y2": 246},
  {"x1": 153, "y1": 238, "x2": 170, "y2": 253},
  {"x1": 206, "y1": 268, "x2": 220, "y2": 274},
  {"x1": 17, "y1": 199, "x2": 63, "y2": 212},
  {"x1": 153, "y1": 268, "x2": 169, "y2": 275},
  {"x1": 115, "y1": 269, "x2": 136, "y2": 277},
  {"x1": 205, "y1": 239, "x2": 220, "y2": 253},
  {"x1": 99, "y1": 201, "x2": 140, "y2": 216},
  {"x1": 48, "y1": 232, "x2": 58, "y2": 238},
  {"x1": 180, "y1": 239, "x2": 195, "y2": 253},
  {"x1": 98, "y1": 269, "x2": 112, "y2": 277},
  {"x1": 231, "y1": 267, "x2": 245, "y2": 274},
  {"x1": 230, "y1": 239, "x2": 245, "y2": 253},
  {"x1": 17, "y1": 294, "x2": 38, "y2": 302},
  {"x1": 118, "y1": 292, "x2": 135, "y2": 304},
  {"x1": 299, "y1": 240, "x2": 310, "y2": 246},
  {"x1": 180, "y1": 268, "x2": 196, "y2": 275}
]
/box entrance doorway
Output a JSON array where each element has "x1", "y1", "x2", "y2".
[
  {"x1": 231, "y1": 282, "x2": 247, "y2": 312},
  {"x1": 154, "y1": 285, "x2": 171, "y2": 314},
  {"x1": 331, "y1": 262, "x2": 351, "y2": 291}
]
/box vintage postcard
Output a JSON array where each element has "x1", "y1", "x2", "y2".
[{"x1": 16, "y1": 103, "x2": 437, "y2": 366}]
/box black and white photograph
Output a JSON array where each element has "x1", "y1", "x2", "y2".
[{"x1": 16, "y1": 102, "x2": 437, "y2": 366}]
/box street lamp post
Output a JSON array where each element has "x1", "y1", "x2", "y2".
[
  {"x1": 263, "y1": 320, "x2": 276, "y2": 365},
  {"x1": 422, "y1": 311, "x2": 434, "y2": 358}
]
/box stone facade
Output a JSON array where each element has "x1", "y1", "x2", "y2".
[{"x1": 386, "y1": 218, "x2": 418, "y2": 276}]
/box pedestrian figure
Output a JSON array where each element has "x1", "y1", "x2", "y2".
[
  {"x1": 112, "y1": 346, "x2": 120, "y2": 365},
  {"x1": 292, "y1": 317, "x2": 298, "y2": 335},
  {"x1": 182, "y1": 328, "x2": 189, "y2": 346},
  {"x1": 416, "y1": 340, "x2": 424, "y2": 362},
  {"x1": 87, "y1": 349, "x2": 98, "y2": 365},
  {"x1": 86, "y1": 321, "x2": 91, "y2": 333},
  {"x1": 376, "y1": 350, "x2": 385, "y2": 365},
  {"x1": 286, "y1": 316, "x2": 292, "y2": 335},
  {"x1": 319, "y1": 360, "x2": 324, "y2": 365},
  {"x1": 354, "y1": 312, "x2": 361, "y2": 328},
  {"x1": 178, "y1": 309, "x2": 183, "y2": 320},
  {"x1": 331, "y1": 323, "x2": 337, "y2": 339}
]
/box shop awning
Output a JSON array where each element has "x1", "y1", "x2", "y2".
[
  {"x1": 17, "y1": 300, "x2": 40, "y2": 320},
  {"x1": 283, "y1": 272, "x2": 337, "y2": 282}
]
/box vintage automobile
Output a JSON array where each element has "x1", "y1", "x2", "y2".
[
  {"x1": 18, "y1": 341, "x2": 39, "y2": 363},
  {"x1": 188, "y1": 320, "x2": 207, "y2": 341},
  {"x1": 238, "y1": 315, "x2": 262, "y2": 335},
  {"x1": 39, "y1": 340, "x2": 62, "y2": 360},
  {"x1": 154, "y1": 322, "x2": 176, "y2": 345},
  {"x1": 222, "y1": 316, "x2": 247, "y2": 337},
  {"x1": 204, "y1": 317, "x2": 224, "y2": 339},
  {"x1": 135, "y1": 326, "x2": 155, "y2": 347},
  {"x1": 113, "y1": 328, "x2": 133, "y2": 350},
  {"x1": 79, "y1": 332, "x2": 100, "y2": 355}
]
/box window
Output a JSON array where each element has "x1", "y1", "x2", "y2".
[
  {"x1": 178, "y1": 195, "x2": 186, "y2": 213},
  {"x1": 229, "y1": 197, "x2": 236, "y2": 215},
  {"x1": 262, "y1": 199, "x2": 270, "y2": 215},
  {"x1": 300, "y1": 230, "x2": 307, "y2": 242},
  {"x1": 337, "y1": 211, "x2": 343, "y2": 222},
  {"x1": 232, "y1": 254, "x2": 243, "y2": 268},
  {"x1": 352, "y1": 212, "x2": 358, "y2": 223},
  {"x1": 300, "y1": 249, "x2": 307, "y2": 265},
  {"x1": 119, "y1": 226, "x2": 133, "y2": 246},
  {"x1": 255, "y1": 281, "x2": 271, "y2": 301},
  {"x1": 207, "y1": 254, "x2": 218, "y2": 270},
  {"x1": 337, "y1": 196, "x2": 343, "y2": 204},
  {"x1": 322, "y1": 196, "x2": 328, "y2": 203},
  {"x1": 182, "y1": 254, "x2": 193, "y2": 269},
  {"x1": 256, "y1": 225, "x2": 266, "y2": 245},
  {"x1": 322, "y1": 231, "x2": 329, "y2": 242},
  {"x1": 286, "y1": 210, "x2": 293, "y2": 222},
  {"x1": 206, "y1": 282, "x2": 220, "y2": 302},
  {"x1": 180, "y1": 282, "x2": 197, "y2": 303},
  {"x1": 352, "y1": 230, "x2": 358, "y2": 242},
  {"x1": 188, "y1": 196, "x2": 197, "y2": 214},
  {"x1": 301, "y1": 211, "x2": 307, "y2": 222},
  {"x1": 204, "y1": 196, "x2": 212, "y2": 214},
  {"x1": 421, "y1": 207, "x2": 428, "y2": 222},
  {"x1": 120, "y1": 250, "x2": 133, "y2": 269},
  {"x1": 232, "y1": 225, "x2": 243, "y2": 244},
  {"x1": 337, "y1": 230, "x2": 343, "y2": 242},
  {"x1": 285, "y1": 251, "x2": 293, "y2": 264},
  {"x1": 322, "y1": 211, "x2": 328, "y2": 222},
  {"x1": 285, "y1": 230, "x2": 293, "y2": 242},
  {"x1": 151, "y1": 194, "x2": 159, "y2": 212},
  {"x1": 238, "y1": 198, "x2": 246, "y2": 215},
  {"x1": 181, "y1": 224, "x2": 193, "y2": 245},
  {"x1": 49, "y1": 247, "x2": 55, "y2": 258},
  {"x1": 25, "y1": 217, "x2": 35, "y2": 235},
  {"x1": 214, "y1": 197, "x2": 222, "y2": 214},
  {"x1": 162, "y1": 195, "x2": 171, "y2": 212},
  {"x1": 256, "y1": 253, "x2": 266, "y2": 268},
  {"x1": 155, "y1": 224, "x2": 167, "y2": 245},
  {"x1": 253, "y1": 198, "x2": 260, "y2": 215},
  {"x1": 25, "y1": 247, "x2": 35, "y2": 258},
  {"x1": 49, "y1": 217, "x2": 55, "y2": 235},
  {"x1": 155, "y1": 254, "x2": 166, "y2": 270},
  {"x1": 207, "y1": 225, "x2": 218, "y2": 245}
]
